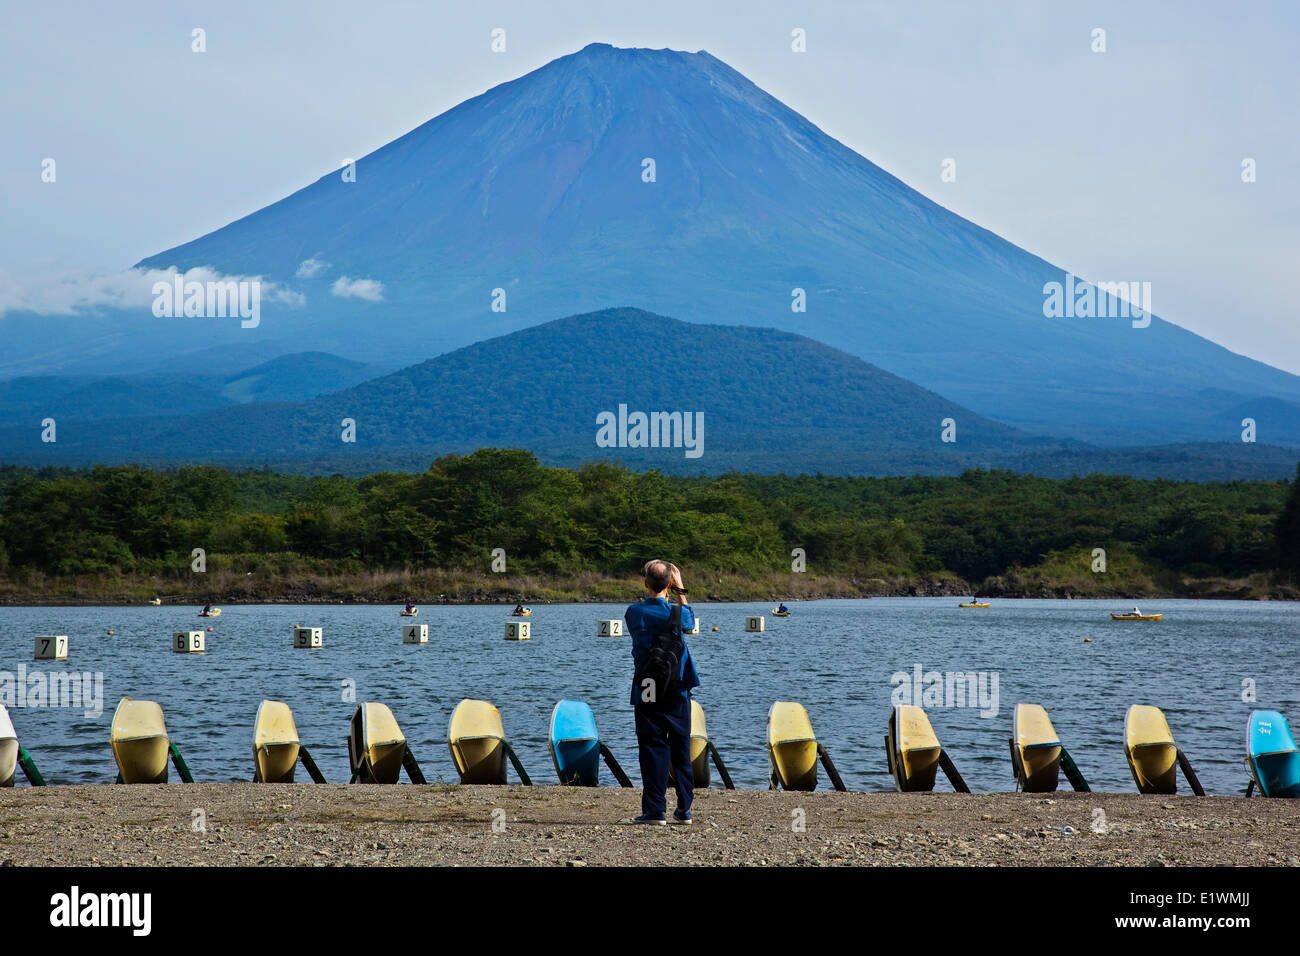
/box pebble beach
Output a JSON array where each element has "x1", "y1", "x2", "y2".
[{"x1": 2, "y1": 785, "x2": 1297, "y2": 867}]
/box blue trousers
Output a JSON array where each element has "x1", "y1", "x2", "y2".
[{"x1": 635, "y1": 693, "x2": 694, "y2": 817}]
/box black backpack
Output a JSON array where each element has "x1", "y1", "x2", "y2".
[{"x1": 634, "y1": 603, "x2": 684, "y2": 706}]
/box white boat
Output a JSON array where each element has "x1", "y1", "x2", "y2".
[{"x1": 0, "y1": 705, "x2": 17, "y2": 787}]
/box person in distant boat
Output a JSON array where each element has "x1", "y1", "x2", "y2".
[
  {"x1": 513, "y1": 604, "x2": 525, "y2": 615},
  {"x1": 202, "y1": 602, "x2": 212, "y2": 614},
  {"x1": 404, "y1": 601, "x2": 415, "y2": 613},
  {"x1": 778, "y1": 602, "x2": 789, "y2": 614},
  {"x1": 1131, "y1": 607, "x2": 1141, "y2": 615},
  {"x1": 626, "y1": 559, "x2": 699, "y2": 826}
]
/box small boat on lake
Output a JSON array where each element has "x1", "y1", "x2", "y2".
[
  {"x1": 148, "y1": 598, "x2": 161, "y2": 606},
  {"x1": 1245, "y1": 709, "x2": 1300, "y2": 798},
  {"x1": 511, "y1": 608, "x2": 532, "y2": 617},
  {"x1": 959, "y1": 601, "x2": 991, "y2": 608},
  {"x1": 1111, "y1": 608, "x2": 1160, "y2": 621},
  {"x1": 199, "y1": 607, "x2": 221, "y2": 618},
  {"x1": 399, "y1": 608, "x2": 419, "y2": 617},
  {"x1": 770, "y1": 608, "x2": 791, "y2": 617}
]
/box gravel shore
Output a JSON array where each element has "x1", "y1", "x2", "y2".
[{"x1": 2, "y1": 785, "x2": 1297, "y2": 866}]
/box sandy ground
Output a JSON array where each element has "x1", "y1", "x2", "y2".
[{"x1": 1, "y1": 784, "x2": 1297, "y2": 866}]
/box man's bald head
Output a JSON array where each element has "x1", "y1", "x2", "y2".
[{"x1": 643, "y1": 560, "x2": 673, "y2": 593}]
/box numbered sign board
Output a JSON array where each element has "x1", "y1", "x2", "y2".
[
  {"x1": 402, "y1": 624, "x2": 428, "y2": 644},
  {"x1": 293, "y1": 626, "x2": 323, "y2": 649},
  {"x1": 173, "y1": 630, "x2": 205, "y2": 653},
  {"x1": 505, "y1": 621, "x2": 531, "y2": 641},
  {"x1": 745, "y1": 616, "x2": 765, "y2": 633},
  {"x1": 35, "y1": 635, "x2": 68, "y2": 660},
  {"x1": 597, "y1": 619, "x2": 623, "y2": 637}
]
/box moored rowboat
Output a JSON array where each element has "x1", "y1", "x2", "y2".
[
  {"x1": 253, "y1": 700, "x2": 301, "y2": 783},
  {"x1": 110, "y1": 697, "x2": 171, "y2": 784}
]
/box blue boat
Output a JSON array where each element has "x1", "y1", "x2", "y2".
[
  {"x1": 548, "y1": 700, "x2": 632, "y2": 788},
  {"x1": 1246, "y1": 710, "x2": 1300, "y2": 798}
]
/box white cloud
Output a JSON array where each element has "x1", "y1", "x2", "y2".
[
  {"x1": 295, "y1": 257, "x2": 330, "y2": 278},
  {"x1": 0, "y1": 265, "x2": 305, "y2": 316},
  {"x1": 330, "y1": 276, "x2": 384, "y2": 302}
]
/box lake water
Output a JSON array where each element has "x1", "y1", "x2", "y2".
[{"x1": 2, "y1": 599, "x2": 1296, "y2": 794}]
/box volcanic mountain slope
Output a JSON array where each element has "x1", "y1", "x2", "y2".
[{"x1": 6, "y1": 43, "x2": 1299, "y2": 450}]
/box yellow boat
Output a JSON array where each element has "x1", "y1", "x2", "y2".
[
  {"x1": 511, "y1": 609, "x2": 531, "y2": 617},
  {"x1": 690, "y1": 701, "x2": 711, "y2": 786},
  {"x1": 1012, "y1": 703, "x2": 1063, "y2": 792},
  {"x1": 767, "y1": 701, "x2": 820, "y2": 791},
  {"x1": 110, "y1": 697, "x2": 171, "y2": 784},
  {"x1": 148, "y1": 598, "x2": 161, "y2": 606},
  {"x1": 253, "y1": 700, "x2": 301, "y2": 783},
  {"x1": 959, "y1": 601, "x2": 991, "y2": 608},
  {"x1": 1124, "y1": 704, "x2": 1179, "y2": 793},
  {"x1": 887, "y1": 704, "x2": 943, "y2": 791},
  {"x1": 448, "y1": 699, "x2": 509, "y2": 784},
  {"x1": 1111, "y1": 612, "x2": 1161, "y2": 621},
  {"x1": 348, "y1": 702, "x2": 408, "y2": 784},
  {"x1": 199, "y1": 607, "x2": 221, "y2": 618}
]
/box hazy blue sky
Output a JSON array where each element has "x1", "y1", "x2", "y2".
[{"x1": 3, "y1": 0, "x2": 1297, "y2": 372}]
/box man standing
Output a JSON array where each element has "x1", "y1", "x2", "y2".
[{"x1": 626, "y1": 559, "x2": 699, "y2": 825}]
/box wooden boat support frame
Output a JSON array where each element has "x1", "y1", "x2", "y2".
[
  {"x1": 670, "y1": 740, "x2": 736, "y2": 790},
  {"x1": 8, "y1": 746, "x2": 46, "y2": 786},
  {"x1": 1178, "y1": 749, "x2": 1206, "y2": 796},
  {"x1": 597, "y1": 743, "x2": 633, "y2": 788},
  {"x1": 502, "y1": 740, "x2": 532, "y2": 786}
]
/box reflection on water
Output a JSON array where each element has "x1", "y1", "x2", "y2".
[{"x1": 2, "y1": 599, "x2": 1295, "y2": 794}]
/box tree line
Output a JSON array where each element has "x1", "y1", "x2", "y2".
[{"x1": 0, "y1": 451, "x2": 1297, "y2": 583}]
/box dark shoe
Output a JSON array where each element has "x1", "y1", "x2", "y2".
[
  {"x1": 673, "y1": 809, "x2": 692, "y2": 825},
  {"x1": 633, "y1": 814, "x2": 666, "y2": 825}
]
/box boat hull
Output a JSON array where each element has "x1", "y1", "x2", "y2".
[
  {"x1": 350, "y1": 703, "x2": 407, "y2": 784},
  {"x1": 689, "y1": 700, "x2": 710, "y2": 787},
  {"x1": 110, "y1": 697, "x2": 170, "y2": 784},
  {"x1": 1013, "y1": 703, "x2": 1062, "y2": 792},
  {"x1": 1111, "y1": 614, "x2": 1161, "y2": 621},
  {"x1": 1247, "y1": 710, "x2": 1300, "y2": 798},
  {"x1": 253, "y1": 700, "x2": 301, "y2": 783},
  {"x1": 399, "y1": 609, "x2": 419, "y2": 617},
  {"x1": 767, "y1": 701, "x2": 818, "y2": 791},
  {"x1": 550, "y1": 700, "x2": 601, "y2": 786},
  {"x1": 0, "y1": 705, "x2": 16, "y2": 787},
  {"x1": 888, "y1": 704, "x2": 941, "y2": 792},
  {"x1": 449, "y1": 699, "x2": 508, "y2": 784},
  {"x1": 1125, "y1": 704, "x2": 1178, "y2": 793}
]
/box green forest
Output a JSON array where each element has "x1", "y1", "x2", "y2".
[{"x1": 1, "y1": 450, "x2": 1298, "y2": 602}]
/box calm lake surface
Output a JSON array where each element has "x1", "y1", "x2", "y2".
[{"x1": 2, "y1": 599, "x2": 1296, "y2": 794}]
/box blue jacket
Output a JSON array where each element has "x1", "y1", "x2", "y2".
[{"x1": 626, "y1": 597, "x2": 700, "y2": 706}]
